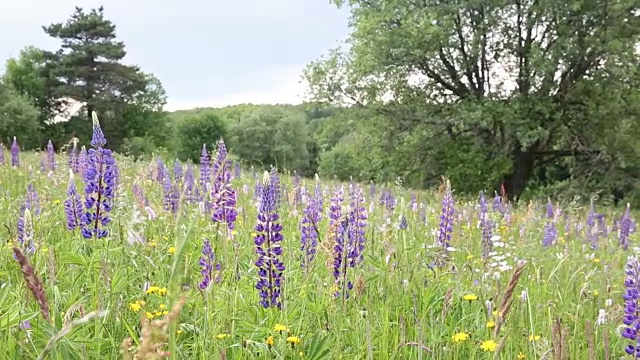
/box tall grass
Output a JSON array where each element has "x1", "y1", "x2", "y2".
[{"x1": 0, "y1": 152, "x2": 633, "y2": 359}]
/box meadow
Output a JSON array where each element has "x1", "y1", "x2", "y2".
[{"x1": 0, "y1": 117, "x2": 637, "y2": 359}]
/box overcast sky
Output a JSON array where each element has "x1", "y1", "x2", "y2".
[{"x1": 0, "y1": 0, "x2": 350, "y2": 110}]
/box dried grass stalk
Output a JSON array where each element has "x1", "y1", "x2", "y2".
[
  {"x1": 440, "y1": 288, "x2": 453, "y2": 321},
  {"x1": 121, "y1": 296, "x2": 187, "y2": 360},
  {"x1": 585, "y1": 320, "x2": 595, "y2": 360},
  {"x1": 551, "y1": 317, "x2": 568, "y2": 360},
  {"x1": 13, "y1": 247, "x2": 50, "y2": 322},
  {"x1": 493, "y1": 260, "x2": 527, "y2": 337}
]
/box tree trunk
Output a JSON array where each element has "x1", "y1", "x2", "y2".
[{"x1": 502, "y1": 147, "x2": 535, "y2": 201}]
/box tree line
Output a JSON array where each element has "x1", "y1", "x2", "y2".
[{"x1": 1, "y1": 3, "x2": 639, "y2": 205}]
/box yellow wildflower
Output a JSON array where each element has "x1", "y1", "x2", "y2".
[
  {"x1": 452, "y1": 332, "x2": 469, "y2": 343},
  {"x1": 148, "y1": 241, "x2": 157, "y2": 248},
  {"x1": 145, "y1": 311, "x2": 154, "y2": 319},
  {"x1": 146, "y1": 286, "x2": 168, "y2": 296},
  {"x1": 177, "y1": 329, "x2": 184, "y2": 334},
  {"x1": 168, "y1": 246, "x2": 176, "y2": 254},
  {"x1": 529, "y1": 335, "x2": 541, "y2": 342},
  {"x1": 518, "y1": 353, "x2": 526, "y2": 360},
  {"x1": 462, "y1": 294, "x2": 478, "y2": 301},
  {"x1": 266, "y1": 336, "x2": 274, "y2": 346},
  {"x1": 593, "y1": 258, "x2": 600, "y2": 263},
  {"x1": 216, "y1": 333, "x2": 229, "y2": 339},
  {"x1": 146, "y1": 286, "x2": 160, "y2": 295},
  {"x1": 486, "y1": 321, "x2": 495, "y2": 329},
  {"x1": 129, "y1": 302, "x2": 142, "y2": 312},
  {"x1": 53, "y1": 199, "x2": 61, "y2": 205},
  {"x1": 466, "y1": 254, "x2": 474, "y2": 260},
  {"x1": 159, "y1": 304, "x2": 166, "y2": 309},
  {"x1": 480, "y1": 339, "x2": 497, "y2": 352},
  {"x1": 286, "y1": 336, "x2": 301, "y2": 345},
  {"x1": 231, "y1": 230, "x2": 237, "y2": 236},
  {"x1": 274, "y1": 323, "x2": 289, "y2": 332},
  {"x1": 593, "y1": 290, "x2": 599, "y2": 296}
]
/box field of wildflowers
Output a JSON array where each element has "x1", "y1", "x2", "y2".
[{"x1": 0, "y1": 113, "x2": 638, "y2": 359}]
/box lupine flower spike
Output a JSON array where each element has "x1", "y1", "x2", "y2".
[
  {"x1": 254, "y1": 169, "x2": 285, "y2": 309},
  {"x1": 11, "y1": 136, "x2": 19, "y2": 167},
  {"x1": 64, "y1": 170, "x2": 84, "y2": 231},
  {"x1": 620, "y1": 203, "x2": 633, "y2": 250},
  {"x1": 622, "y1": 255, "x2": 640, "y2": 356},
  {"x1": 199, "y1": 239, "x2": 221, "y2": 290},
  {"x1": 210, "y1": 139, "x2": 237, "y2": 231},
  {"x1": 46, "y1": 140, "x2": 56, "y2": 171},
  {"x1": 81, "y1": 112, "x2": 117, "y2": 239},
  {"x1": 437, "y1": 179, "x2": 455, "y2": 249}
]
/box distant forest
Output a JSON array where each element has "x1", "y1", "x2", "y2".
[{"x1": 1, "y1": 3, "x2": 639, "y2": 205}]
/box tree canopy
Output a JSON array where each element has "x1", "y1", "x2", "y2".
[{"x1": 305, "y1": 0, "x2": 640, "y2": 202}]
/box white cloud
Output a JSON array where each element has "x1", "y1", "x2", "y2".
[{"x1": 165, "y1": 65, "x2": 309, "y2": 111}]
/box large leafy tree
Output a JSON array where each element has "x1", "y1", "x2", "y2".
[
  {"x1": 0, "y1": 81, "x2": 41, "y2": 148},
  {"x1": 42, "y1": 6, "x2": 149, "y2": 149},
  {"x1": 306, "y1": 0, "x2": 640, "y2": 200}
]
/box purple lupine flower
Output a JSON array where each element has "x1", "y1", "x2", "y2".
[
  {"x1": 199, "y1": 144, "x2": 210, "y2": 190},
  {"x1": 597, "y1": 213, "x2": 608, "y2": 237},
  {"x1": 26, "y1": 183, "x2": 40, "y2": 217},
  {"x1": 254, "y1": 180, "x2": 263, "y2": 203},
  {"x1": 16, "y1": 204, "x2": 26, "y2": 247},
  {"x1": 234, "y1": 161, "x2": 241, "y2": 178},
  {"x1": 78, "y1": 146, "x2": 88, "y2": 177},
  {"x1": 622, "y1": 256, "x2": 640, "y2": 356},
  {"x1": 399, "y1": 215, "x2": 408, "y2": 229},
  {"x1": 210, "y1": 139, "x2": 237, "y2": 230},
  {"x1": 300, "y1": 185, "x2": 321, "y2": 268},
  {"x1": 479, "y1": 191, "x2": 493, "y2": 258},
  {"x1": 328, "y1": 186, "x2": 349, "y2": 298},
  {"x1": 69, "y1": 139, "x2": 79, "y2": 173},
  {"x1": 11, "y1": 137, "x2": 19, "y2": 167},
  {"x1": 46, "y1": 140, "x2": 55, "y2": 171},
  {"x1": 293, "y1": 171, "x2": 302, "y2": 205},
  {"x1": 543, "y1": 199, "x2": 557, "y2": 247},
  {"x1": 492, "y1": 192, "x2": 503, "y2": 214},
  {"x1": 16, "y1": 193, "x2": 35, "y2": 255},
  {"x1": 620, "y1": 204, "x2": 633, "y2": 250},
  {"x1": 587, "y1": 201, "x2": 598, "y2": 249},
  {"x1": 156, "y1": 157, "x2": 166, "y2": 183},
  {"x1": 437, "y1": 182, "x2": 455, "y2": 249},
  {"x1": 269, "y1": 167, "x2": 281, "y2": 209},
  {"x1": 199, "y1": 238, "x2": 221, "y2": 290},
  {"x1": 183, "y1": 164, "x2": 196, "y2": 203},
  {"x1": 163, "y1": 174, "x2": 179, "y2": 213},
  {"x1": 346, "y1": 184, "x2": 367, "y2": 267},
  {"x1": 379, "y1": 189, "x2": 396, "y2": 211},
  {"x1": 40, "y1": 154, "x2": 46, "y2": 173},
  {"x1": 80, "y1": 112, "x2": 117, "y2": 239},
  {"x1": 64, "y1": 174, "x2": 84, "y2": 231},
  {"x1": 254, "y1": 169, "x2": 285, "y2": 309},
  {"x1": 174, "y1": 159, "x2": 183, "y2": 187},
  {"x1": 132, "y1": 183, "x2": 146, "y2": 210}
]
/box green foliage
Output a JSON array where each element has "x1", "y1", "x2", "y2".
[
  {"x1": 0, "y1": 152, "x2": 636, "y2": 358},
  {"x1": 305, "y1": 0, "x2": 640, "y2": 200},
  {"x1": 175, "y1": 113, "x2": 227, "y2": 162},
  {"x1": 0, "y1": 82, "x2": 42, "y2": 148},
  {"x1": 229, "y1": 106, "x2": 310, "y2": 171}
]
